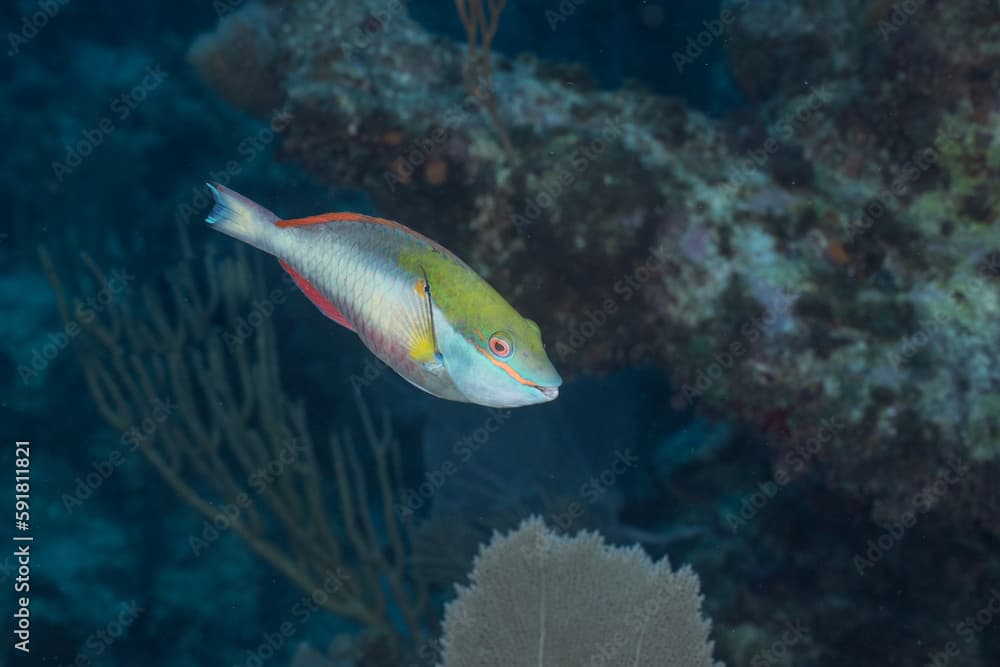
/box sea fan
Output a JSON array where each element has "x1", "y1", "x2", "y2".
[{"x1": 437, "y1": 516, "x2": 723, "y2": 667}]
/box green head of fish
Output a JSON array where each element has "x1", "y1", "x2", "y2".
[
  {"x1": 397, "y1": 239, "x2": 562, "y2": 407},
  {"x1": 428, "y1": 271, "x2": 562, "y2": 407},
  {"x1": 437, "y1": 309, "x2": 563, "y2": 407}
]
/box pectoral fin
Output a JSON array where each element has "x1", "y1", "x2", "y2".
[{"x1": 402, "y1": 268, "x2": 443, "y2": 371}]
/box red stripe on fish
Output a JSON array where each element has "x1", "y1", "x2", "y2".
[
  {"x1": 276, "y1": 212, "x2": 398, "y2": 228},
  {"x1": 276, "y1": 212, "x2": 449, "y2": 253},
  {"x1": 278, "y1": 260, "x2": 356, "y2": 332}
]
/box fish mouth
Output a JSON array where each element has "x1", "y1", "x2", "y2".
[{"x1": 533, "y1": 385, "x2": 560, "y2": 400}]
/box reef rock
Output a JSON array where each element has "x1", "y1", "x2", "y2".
[{"x1": 188, "y1": 0, "x2": 1000, "y2": 532}]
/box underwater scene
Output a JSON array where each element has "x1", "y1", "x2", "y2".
[{"x1": 2, "y1": 0, "x2": 1000, "y2": 665}]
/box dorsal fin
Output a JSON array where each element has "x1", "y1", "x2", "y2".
[
  {"x1": 275, "y1": 211, "x2": 450, "y2": 255},
  {"x1": 278, "y1": 260, "x2": 356, "y2": 332},
  {"x1": 276, "y1": 212, "x2": 399, "y2": 228}
]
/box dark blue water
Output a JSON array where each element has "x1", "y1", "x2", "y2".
[{"x1": 3, "y1": 1, "x2": 999, "y2": 666}]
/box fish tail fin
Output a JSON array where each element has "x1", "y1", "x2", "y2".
[{"x1": 205, "y1": 183, "x2": 278, "y2": 251}]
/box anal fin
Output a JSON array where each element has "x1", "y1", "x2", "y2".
[{"x1": 278, "y1": 260, "x2": 356, "y2": 332}]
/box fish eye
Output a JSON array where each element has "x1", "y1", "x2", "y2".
[{"x1": 488, "y1": 332, "x2": 513, "y2": 358}]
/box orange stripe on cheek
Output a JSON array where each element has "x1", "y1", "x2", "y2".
[{"x1": 472, "y1": 343, "x2": 535, "y2": 387}]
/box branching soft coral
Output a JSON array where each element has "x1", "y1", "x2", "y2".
[{"x1": 41, "y1": 237, "x2": 427, "y2": 658}]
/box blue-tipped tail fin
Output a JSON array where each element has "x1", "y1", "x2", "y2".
[{"x1": 204, "y1": 183, "x2": 278, "y2": 251}]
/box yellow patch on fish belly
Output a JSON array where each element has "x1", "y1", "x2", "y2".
[
  {"x1": 406, "y1": 274, "x2": 442, "y2": 370},
  {"x1": 402, "y1": 276, "x2": 443, "y2": 371},
  {"x1": 409, "y1": 334, "x2": 439, "y2": 366}
]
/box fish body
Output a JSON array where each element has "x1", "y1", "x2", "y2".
[{"x1": 205, "y1": 184, "x2": 561, "y2": 407}]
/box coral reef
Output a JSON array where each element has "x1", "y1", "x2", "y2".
[
  {"x1": 186, "y1": 0, "x2": 1000, "y2": 534},
  {"x1": 9, "y1": 1, "x2": 1000, "y2": 665},
  {"x1": 717, "y1": 0, "x2": 1000, "y2": 529}
]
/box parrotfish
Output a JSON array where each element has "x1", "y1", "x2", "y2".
[{"x1": 205, "y1": 184, "x2": 562, "y2": 407}]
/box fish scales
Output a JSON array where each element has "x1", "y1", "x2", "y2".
[
  {"x1": 277, "y1": 222, "x2": 421, "y2": 359},
  {"x1": 205, "y1": 183, "x2": 561, "y2": 407}
]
